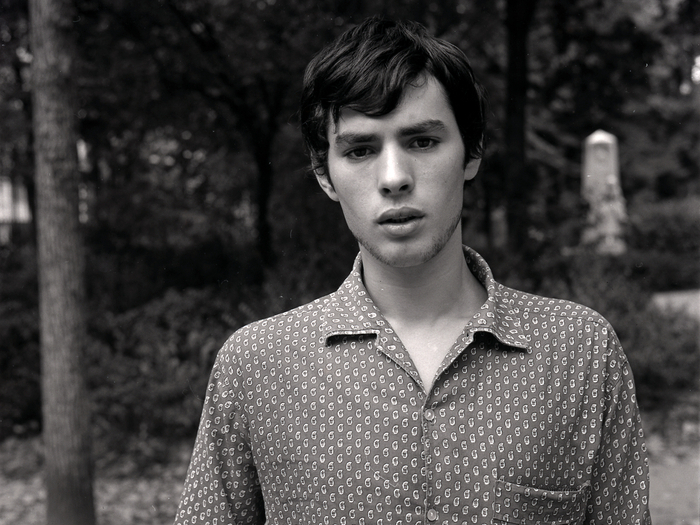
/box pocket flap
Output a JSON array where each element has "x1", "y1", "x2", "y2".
[{"x1": 492, "y1": 479, "x2": 591, "y2": 525}]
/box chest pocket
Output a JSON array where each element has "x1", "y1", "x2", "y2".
[{"x1": 492, "y1": 479, "x2": 591, "y2": 525}]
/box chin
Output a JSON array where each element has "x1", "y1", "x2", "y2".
[{"x1": 361, "y1": 241, "x2": 443, "y2": 269}]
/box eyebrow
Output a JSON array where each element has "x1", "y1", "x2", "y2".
[
  {"x1": 334, "y1": 119, "x2": 447, "y2": 146},
  {"x1": 398, "y1": 119, "x2": 447, "y2": 137}
]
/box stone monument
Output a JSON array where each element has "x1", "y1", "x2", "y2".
[{"x1": 581, "y1": 130, "x2": 628, "y2": 255}]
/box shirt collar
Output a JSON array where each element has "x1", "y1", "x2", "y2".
[{"x1": 320, "y1": 246, "x2": 530, "y2": 352}]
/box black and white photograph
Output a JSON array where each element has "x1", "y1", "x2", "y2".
[{"x1": 0, "y1": 1, "x2": 698, "y2": 524}]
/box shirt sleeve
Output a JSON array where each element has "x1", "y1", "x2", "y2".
[
  {"x1": 587, "y1": 331, "x2": 652, "y2": 525},
  {"x1": 174, "y1": 341, "x2": 265, "y2": 525}
]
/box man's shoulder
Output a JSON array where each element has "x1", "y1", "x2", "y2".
[
  {"x1": 222, "y1": 291, "x2": 335, "y2": 351},
  {"x1": 494, "y1": 284, "x2": 627, "y2": 370},
  {"x1": 498, "y1": 283, "x2": 613, "y2": 331}
]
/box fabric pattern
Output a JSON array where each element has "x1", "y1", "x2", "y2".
[{"x1": 174, "y1": 247, "x2": 651, "y2": 525}]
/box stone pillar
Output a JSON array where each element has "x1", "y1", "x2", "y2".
[{"x1": 581, "y1": 130, "x2": 628, "y2": 255}]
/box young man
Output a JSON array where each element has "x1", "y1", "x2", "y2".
[{"x1": 175, "y1": 18, "x2": 651, "y2": 525}]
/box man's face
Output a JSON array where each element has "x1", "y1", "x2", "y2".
[{"x1": 318, "y1": 76, "x2": 480, "y2": 269}]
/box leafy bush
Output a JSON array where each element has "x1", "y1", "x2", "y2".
[
  {"x1": 86, "y1": 287, "x2": 240, "y2": 443},
  {"x1": 0, "y1": 244, "x2": 40, "y2": 440},
  {"x1": 628, "y1": 196, "x2": 700, "y2": 254},
  {"x1": 0, "y1": 303, "x2": 40, "y2": 439},
  {"x1": 626, "y1": 196, "x2": 700, "y2": 291}
]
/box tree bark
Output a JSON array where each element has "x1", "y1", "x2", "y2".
[
  {"x1": 29, "y1": 0, "x2": 96, "y2": 523},
  {"x1": 505, "y1": 0, "x2": 539, "y2": 250}
]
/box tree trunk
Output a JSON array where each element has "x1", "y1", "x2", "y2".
[
  {"x1": 29, "y1": 0, "x2": 96, "y2": 524},
  {"x1": 504, "y1": 0, "x2": 539, "y2": 250},
  {"x1": 254, "y1": 144, "x2": 276, "y2": 268}
]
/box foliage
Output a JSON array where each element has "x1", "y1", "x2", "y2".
[
  {"x1": 626, "y1": 196, "x2": 700, "y2": 291},
  {"x1": 518, "y1": 0, "x2": 700, "y2": 244},
  {"x1": 86, "y1": 287, "x2": 237, "y2": 441},
  {"x1": 0, "y1": 243, "x2": 40, "y2": 440}
]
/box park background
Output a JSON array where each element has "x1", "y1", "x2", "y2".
[{"x1": 0, "y1": 0, "x2": 698, "y2": 523}]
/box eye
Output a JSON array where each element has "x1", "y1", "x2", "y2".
[
  {"x1": 346, "y1": 147, "x2": 373, "y2": 160},
  {"x1": 411, "y1": 137, "x2": 438, "y2": 150}
]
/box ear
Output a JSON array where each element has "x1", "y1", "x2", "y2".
[
  {"x1": 315, "y1": 170, "x2": 339, "y2": 202},
  {"x1": 463, "y1": 158, "x2": 482, "y2": 182}
]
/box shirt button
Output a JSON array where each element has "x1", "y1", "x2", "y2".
[
  {"x1": 427, "y1": 508, "x2": 439, "y2": 521},
  {"x1": 424, "y1": 409, "x2": 435, "y2": 422}
]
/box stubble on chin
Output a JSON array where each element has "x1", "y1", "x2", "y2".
[{"x1": 353, "y1": 210, "x2": 463, "y2": 269}]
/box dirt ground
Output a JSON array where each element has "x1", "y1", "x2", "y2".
[
  {"x1": 650, "y1": 452, "x2": 700, "y2": 525},
  {"x1": 645, "y1": 399, "x2": 700, "y2": 525},
  {"x1": 1, "y1": 408, "x2": 698, "y2": 525}
]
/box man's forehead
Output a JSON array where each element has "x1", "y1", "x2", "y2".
[{"x1": 327, "y1": 78, "x2": 453, "y2": 139}]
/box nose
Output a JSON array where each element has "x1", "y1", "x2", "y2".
[{"x1": 377, "y1": 147, "x2": 414, "y2": 196}]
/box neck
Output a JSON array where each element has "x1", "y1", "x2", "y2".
[{"x1": 361, "y1": 234, "x2": 485, "y2": 325}]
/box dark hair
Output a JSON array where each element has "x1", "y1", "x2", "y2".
[{"x1": 300, "y1": 17, "x2": 487, "y2": 176}]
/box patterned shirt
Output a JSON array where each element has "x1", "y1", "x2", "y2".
[{"x1": 175, "y1": 247, "x2": 651, "y2": 525}]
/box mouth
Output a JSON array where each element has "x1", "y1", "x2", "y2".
[
  {"x1": 383, "y1": 216, "x2": 416, "y2": 224},
  {"x1": 378, "y1": 208, "x2": 424, "y2": 225}
]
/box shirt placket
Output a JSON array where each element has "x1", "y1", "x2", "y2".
[
  {"x1": 419, "y1": 332, "x2": 477, "y2": 525},
  {"x1": 422, "y1": 404, "x2": 440, "y2": 524}
]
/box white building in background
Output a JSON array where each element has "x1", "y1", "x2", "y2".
[{"x1": 0, "y1": 177, "x2": 32, "y2": 245}]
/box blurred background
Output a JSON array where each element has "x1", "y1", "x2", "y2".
[{"x1": 0, "y1": 0, "x2": 698, "y2": 523}]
